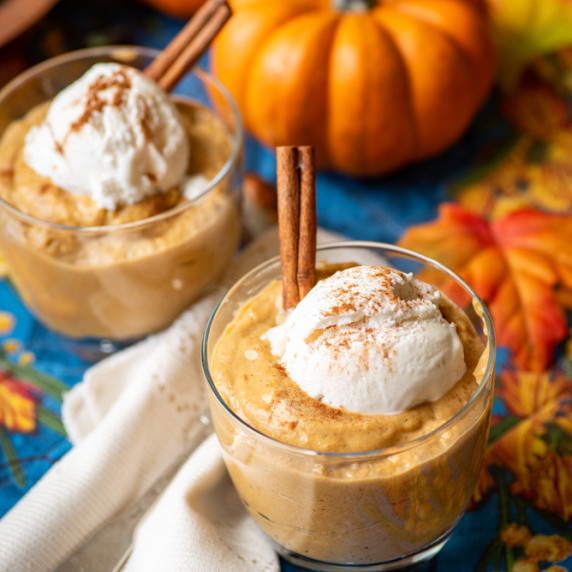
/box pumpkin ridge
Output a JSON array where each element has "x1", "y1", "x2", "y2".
[
  {"x1": 318, "y1": 18, "x2": 341, "y2": 169},
  {"x1": 246, "y1": 12, "x2": 340, "y2": 157},
  {"x1": 388, "y1": 0, "x2": 494, "y2": 104},
  {"x1": 370, "y1": 10, "x2": 420, "y2": 158},
  {"x1": 211, "y1": 3, "x2": 314, "y2": 125},
  {"x1": 384, "y1": 6, "x2": 476, "y2": 92},
  {"x1": 328, "y1": 12, "x2": 418, "y2": 174},
  {"x1": 372, "y1": 7, "x2": 479, "y2": 159},
  {"x1": 375, "y1": 3, "x2": 475, "y2": 69}
]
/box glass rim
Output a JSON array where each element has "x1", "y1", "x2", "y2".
[
  {"x1": 202, "y1": 240, "x2": 496, "y2": 461},
  {"x1": 0, "y1": 45, "x2": 243, "y2": 233}
]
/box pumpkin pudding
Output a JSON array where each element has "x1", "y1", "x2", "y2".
[
  {"x1": 204, "y1": 245, "x2": 495, "y2": 568},
  {"x1": 0, "y1": 51, "x2": 241, "y2": 341}
]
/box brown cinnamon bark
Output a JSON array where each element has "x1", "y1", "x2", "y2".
[
  {"x1": 297, "y1": 146, "x2": 317, "y2": 299},
  {"x1": 145, "y1": 0, "x2": 231, "y2": 92},
  {"x1": 277, "y1": 146, "x2": 300, "y2": 310},
  {"x1": 276, "y1": 145, "x2": 317, "y2": 310}
]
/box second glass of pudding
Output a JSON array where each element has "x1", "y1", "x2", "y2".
[
  {"x1": 203, "y1": 242, "x2": 496, "y2": 571},
  {"x1": 0, "y1": 46, "x2": 243, "y2": 345}
]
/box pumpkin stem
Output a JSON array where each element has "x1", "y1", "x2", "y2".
[{"x1": 332, "y1": 0, "x2": 377, "y2": 12}]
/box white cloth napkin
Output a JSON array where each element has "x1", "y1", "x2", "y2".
[
  {"x1": 122, "y1": 434, "x2": 277, "y2": 572},
  {"x1": 0, "y1": 227, "x2": 343, "y2": 572}
]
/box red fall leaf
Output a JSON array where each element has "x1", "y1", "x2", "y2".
[{"x1": 399, "y1": 204, "x2": 572, "y2": 371}]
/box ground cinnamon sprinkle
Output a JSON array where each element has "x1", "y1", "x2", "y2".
[
  {"x1": 68, "y1": 68, "x2": 132, "y2": 135},
  {"x1": 324, "y1": 267, "x2": 429, "y2": 319},
  {"x1": 295, "y1": 266, "x2": 443, "y2": 378},
  {"x1": 272, "y1": 362, "x2": 287, "y2": 376},
  {"x1": 52, "y1": 67, "x2": 159, "y2": 157},
  {"x1": 310, "y1": 398, "x2": 344, "y2": 419}
]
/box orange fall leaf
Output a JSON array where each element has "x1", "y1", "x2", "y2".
[
  {"x1": 399, "y1": 204, "x2": 572, "y2": 371},
  {"x1": 488, "y1": 369, "x2": 572, "y2": 521}
]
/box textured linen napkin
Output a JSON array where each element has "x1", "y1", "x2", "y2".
[{"x1": 0, "y1": 228, "x2": 342, "y2": 572}]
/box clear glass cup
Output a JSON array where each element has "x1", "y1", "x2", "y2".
[
  {"x1": 203, "y1": 242, "x2": 496, "y2": 571},
  {"x1": 0, "y1": 46, "x2": 243, "y2": 349}
]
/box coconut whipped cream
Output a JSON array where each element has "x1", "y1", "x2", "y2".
[
  {"x1": 264, "y1": 266, "x2": 466, "y2": 415},
  {"x1": 24, "y1": 63, "x2": 189, "y2": 210}
]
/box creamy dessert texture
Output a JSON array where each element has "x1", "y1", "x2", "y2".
[
  {"x1": 1, "y1": 98, "x2": 233, "y2": 227},
  {"x1": 212, "y1": 265, "x2": 483, "y2": 452},
  {"x1": 0, "y1": 63, "x2": 240, "y2": 339},
  {"x1": 209, "y1": 263, "x2": 491, "y2": 564}
]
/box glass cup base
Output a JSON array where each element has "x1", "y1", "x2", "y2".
[{"x1": 274, "y1": 530, "x2": 452, "y2": 572}]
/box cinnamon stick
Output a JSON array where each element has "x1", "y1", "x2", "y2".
[
  {"x1": 276, "y1": 145, "x2": 317, "y2": 310},
  {"x1": 297, "y1": 146, "x2": 317, "y2": 299},
  {"x1": 144, "y1": 0, "x2": 231, "y2": 92},
  {"x1": 277, "y1": 146, "x2": 300, "y2": 310}
]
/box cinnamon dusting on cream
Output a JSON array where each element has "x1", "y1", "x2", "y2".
[
  {"x1": 263, "y1": 265, "x2": 467, "y2": 415},
  {"x1": 24, "y1": 62, "x2": 190, "y2": 210},
  {"x1": 69, "y1": 68, "x2": 132, "y2": 136}
]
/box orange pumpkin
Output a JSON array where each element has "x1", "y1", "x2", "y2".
[
  {"x1": 141, "y1": 0, "x2": 205, "y2": 18},
  {"x1": 211, "y1": 0, "x2": 495, "y2": 176}
]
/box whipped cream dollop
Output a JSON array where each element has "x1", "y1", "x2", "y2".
[
  {"x1": 264, "y1": 266, "x2": 466, "y2": 415},
  {"x1": 24, "y1": 63, "x2": 189, "y2": 210}
]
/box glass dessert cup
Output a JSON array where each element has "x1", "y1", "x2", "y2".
[
  {"x1": 0, "y1": 46, "x2": 243, "y2": 351},
  {"x1": 203, "y1": 242, "x2": 496, "y2": 571}
]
